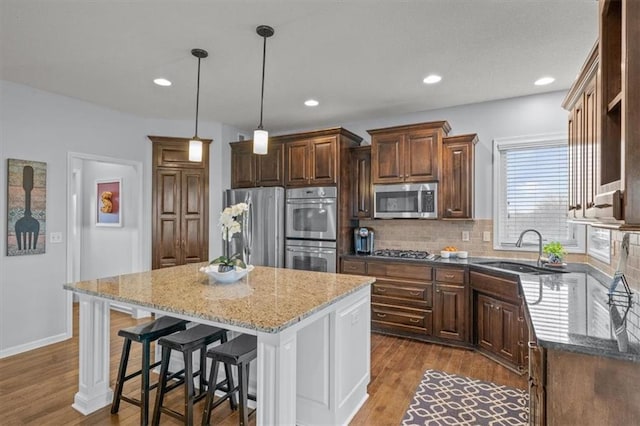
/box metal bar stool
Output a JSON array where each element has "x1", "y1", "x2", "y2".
[
  {"x1": 152, "y1": 325, "x2": 236, "y2": 426},
  {"x1": 201, "y1": 334, "x2": 257, "y2": 426},
  {"x1": 111, "y1": 316, "x2": 189, "y2": 425}
]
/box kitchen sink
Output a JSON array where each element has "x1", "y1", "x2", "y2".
[{"x1": 477, "y1": 261, "x2": 564, "y2": 275}]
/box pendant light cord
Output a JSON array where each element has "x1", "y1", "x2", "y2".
[
  {"x1": 194, "y1": 56, "x2": 201, "y2": 137},
  {"x1": 258, "y1": 35, "x2": 267, "y2": 130}
]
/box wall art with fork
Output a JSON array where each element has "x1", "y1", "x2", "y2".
[{"x1": 7, "y1": 158, "x2": 46, "y2": 256}]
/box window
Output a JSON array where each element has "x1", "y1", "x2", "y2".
[{"x1": 493, "y1": 134, "x2": 585, "y2": 252}]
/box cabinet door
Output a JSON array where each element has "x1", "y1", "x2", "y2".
[
  {"x1": 569, "y1": 98, "x2": 585, "y2": 217},
  {"x1": 496, "y1": 299, "x2": 519, "y2": 365},
  {"x1": 350, "y1": 147, "x2": 372, "y2": 219},
  {"x1": 231, "y1": 141, "x2": 256, "y2": 188},
  {"x1": 405, "y1": 130, "x2": 438, "y2": 182},
  {"x1": 256, "y1": 142, "x2": 284, "y2": 186},
  {"x1": 442, "y1": 140, "x2": 473, "y2": 218},
  {"x1": 584, "y1": 77, "x2": 599, "y2": 218},
  {"x1": 181, "y1": 169, "x2": 207, "y2": 264},
  {"x1": 433, "y1": 283, "x2": 466, "y2": 342},
  {"x1": 477, "y1": 294, "x2": 501, "y2": 353},
  {"x1": 285, "y1": 140, "x2": 310, "y2": 186},
  {"x1": 310, "y1": 136, "x2": 337, "y2": 185},
  {"x1": 372, "y1": 133, "x2": 404, "y2": 183},
  {"x1": 154, "y1": 169, "x2": 181, "y2": 268}
]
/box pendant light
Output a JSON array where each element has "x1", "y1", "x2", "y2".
[
  {"x1": 253, "y1": 25, "x2": 275, "y2": 155},
  {"x1": 189, "y1": 48, "x2": 208, "y2": 162}
]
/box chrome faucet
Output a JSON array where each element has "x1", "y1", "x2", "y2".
[{"x1": 515, "y1": 229, "x2": 544, "y2": 267}]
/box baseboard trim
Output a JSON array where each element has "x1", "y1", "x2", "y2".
[{"x1": 0, "y1": 331, "x2": 71, "y2": 359}]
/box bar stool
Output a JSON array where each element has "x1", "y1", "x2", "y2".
[
  {"x1": 152, "y1": 325, "x2": 235, "y2": 426},
  {"x1": 201, "y1": 334, "x2": 258, "y2": 426},
  {"x1": 111, "y1": 316, "x2": 189, "y2": 425}
]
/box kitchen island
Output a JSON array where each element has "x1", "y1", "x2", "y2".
[{"x1": 63, "y1": 264, "x2": 374, "y2": 426}]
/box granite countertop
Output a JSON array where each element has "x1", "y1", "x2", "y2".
[
  {"x1": 64, "y1": 263, "x2": 374, "y2": 333},
  {"x1": 342, "y1": 253, "x2": 640, "y2": 362}
]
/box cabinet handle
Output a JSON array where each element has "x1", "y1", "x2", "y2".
[
  {"x1": 495, "y1": 305, "x2": 501, "y2": 311},
  {"x1": 436, "y1": 289, "x2": 441, "y2": 293},
  {"x1": 175, "y1": 240, "x2": 180, "y2": 247},
  {"x1": 518, "y1": 341, "x2": 524, "y2": 346},
  {"x1": 445, "y1": 274, "x2": 455, "y2": 279},
  {"x1": 182, "y1": 240, "x2": 186, "y2": 248},
  {"x1": 409, "y1": 318, "x2": 420, "y2": 323},
  {"x1": 377, "y1": 287, "x2": 387, "y2": 292},
  {"x1": 409, "y1": 291, "x2": 420, "y2": 296},
  {"x1": 528, "y1": 341, "x2": 538, "y2": 349},
  {"x1": 595, "y1": 203, "x2": 612, "y2": 209},
  {"x1": 586, "y1": 202, "x2": 595, "y2": 209},
  {"x1": 376, "y1": 313, "x2": 387, "y2": 318}
]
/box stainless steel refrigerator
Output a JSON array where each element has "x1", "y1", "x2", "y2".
[{"x1": 223, "y1": 187, "x2": 285, "y2": 267}]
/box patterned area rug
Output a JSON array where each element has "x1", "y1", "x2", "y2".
[{"x1": 401, "y1": 369, "x2": 528, "y2": 426}]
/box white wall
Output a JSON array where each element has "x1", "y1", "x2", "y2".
[
  {"x1": 0, "y1": 81, "x2": 242, "y2": 356},
  {"x1": 79, "y1": 161, "x2": 140, "y2": 280},
  {"x1": 279, "y1": 90, "x2": 568, "y2": 219}
]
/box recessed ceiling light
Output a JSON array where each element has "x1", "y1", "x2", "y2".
[
  {"x1": 423, "y1": 74, "x2": 442, "y2": 84},
  {"x1": 153, "y1": 78, "x2": 172, "y2": 87},
  {"x1": 304, "y1": 99, "x2": 319, "y2": 107},
  {"x1": 534, "y1": 76, "x2": 555, "y2": 86}
]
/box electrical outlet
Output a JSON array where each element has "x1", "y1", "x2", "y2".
[
  {"x1": 462, "y1": 231, "x2": 470, "y2": 241},
  {"x1": 483, "y1": 231, "x2": 491, "y2": 242},
  {"x1": 50, "y1": 232, "x2": 63, "y2": 243}
]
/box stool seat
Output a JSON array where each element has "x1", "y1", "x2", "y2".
[
  {"x1": 158, "y1": 324, "x2": 226, "y2": 352},
  {"x1": 202, "y1": 334, "x2": 258, "y2": 426},
  {"x1": 118, "y1": 316, "x2": 189, "y2": 342},
  {"x1": 111, "y1": 316, "x2": 189, "y2": 425},
  {"x1": 207, "y1": 334, "x2": 257, "y2": 365}
]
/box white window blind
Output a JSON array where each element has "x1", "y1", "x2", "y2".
[{"x1": 494, "y1": 134, "x2": 585, "y2": 251}]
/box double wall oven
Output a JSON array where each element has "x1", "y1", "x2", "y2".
[{"x1": 285, "y1": 187, "x2": 337, "y2": 273}]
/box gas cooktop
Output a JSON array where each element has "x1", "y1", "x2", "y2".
[{"x1": 372, "y1": 249, "x2": 435, "y2": 260}]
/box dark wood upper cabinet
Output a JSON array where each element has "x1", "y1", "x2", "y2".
[
  {"x1": 230, "y1": 140, "x2": 284, "y2": 188},
  {"x1": 368, "y1": 121, "x2": 451, "y2": 184},
  {"x1": 441, "y1": 134, "x2": 477, "y2": 219},
  {"x1": 350, "y1": 146, "x2": 372, "y2": 219},
  {"x1": 285, "y1": 136, "x2": 337, "y2": 186},
  {"x1": 149, "y1": 136, "x2": 210, "y2": 269},
  {"x1": 565, "y1": 0, "x2": 640, "y2": 227}
]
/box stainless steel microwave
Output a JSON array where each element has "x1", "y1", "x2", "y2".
[{"x1": 373, "y1": 183, "x2": 438, "y2": 219}]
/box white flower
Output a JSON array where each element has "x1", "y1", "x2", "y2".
[{"x1": 219, "y1": 202, "x2": 248, "y2": 241}]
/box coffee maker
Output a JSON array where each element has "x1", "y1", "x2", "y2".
[{"x1": 354, "y1": 227, "x2": 374, "y2": 255}]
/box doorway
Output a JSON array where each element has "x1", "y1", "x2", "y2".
[{"x1": 65, "y1": 153, "x2": 148, "y2": 336}]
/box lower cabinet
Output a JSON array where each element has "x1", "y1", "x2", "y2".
[
  {"x1": 341, "y1": 258, "x2": 470, "y2": 346},
  {"x1": 433, "y1": 268, "x2": 468, "y2": 342},
  {"x1": 470, "y1": 270, "x2": 526, "y2": 373},
  {"x1": 476, "y1": 294, "x2": 520, "y2": 366}
]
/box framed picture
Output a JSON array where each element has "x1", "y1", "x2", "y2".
[
  {"x1": 96, "y1": 179, "x2": 122, "y2": 227},
  {"x1": 7, "y1": 158, "x2": 47, "y2": 255}
]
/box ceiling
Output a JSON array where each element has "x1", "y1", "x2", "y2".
[{"x1": 0, "y1": 0, "x2": 599, "y2": 134}]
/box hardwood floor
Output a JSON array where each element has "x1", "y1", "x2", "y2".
[{"x1": 0, "y1": 305, "x2": 526, "y2": 425}]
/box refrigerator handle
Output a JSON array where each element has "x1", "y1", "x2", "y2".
[{"x1": 243, "y1": 195, "x2": 252, "y2": 265}]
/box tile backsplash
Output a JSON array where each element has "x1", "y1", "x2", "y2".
[{"x1": 359, "y1": 219, "x2": 640, "y2": 292}]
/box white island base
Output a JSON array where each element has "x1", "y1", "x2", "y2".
[{"x1": 72, "y1": 287, "x2": 371, "y2": 426}]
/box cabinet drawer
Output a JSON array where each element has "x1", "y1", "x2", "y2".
[
  {"x1": 373, "y1": 280, "x2": 433, "y2": 306},
  {"x1": 372, "y1": 303, "x2": 432, "y2": 333},
  {"x1": 367, "y1": 261, "x2": 432, "y2": 281},
  {"x1": 341, "y1": 259, "x2": 366, "y2": 274},
  {"x1": 470, "y1": 271, "x2": 519, "y2": 301},
  {"x1": 435, "y1": 267, "x2": 465, "y2": 284}
]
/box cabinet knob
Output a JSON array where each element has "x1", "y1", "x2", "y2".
[{"x1": 436, "y1": 289, "x2": 441, "y2": 293}]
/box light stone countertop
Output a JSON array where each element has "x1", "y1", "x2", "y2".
[{"x1": 63, "y1": 263, "x2": 375, "y2": 333}]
